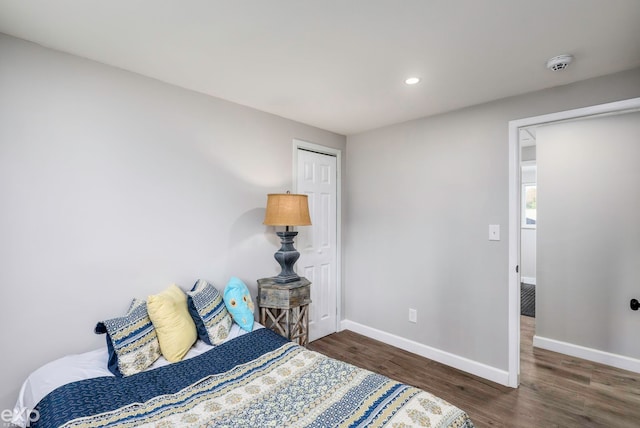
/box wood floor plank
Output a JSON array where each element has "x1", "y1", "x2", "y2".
[{"x1": 308, "y1": 316, "x2": 640, "y2": 427}]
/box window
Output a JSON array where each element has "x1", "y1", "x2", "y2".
[{"x1": 522, "y1": 183, "x2": 537, "y2": 228}]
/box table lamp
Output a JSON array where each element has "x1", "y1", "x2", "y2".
[{"x1": 263, "y1": 192, "x2": 312, "y2": 284}]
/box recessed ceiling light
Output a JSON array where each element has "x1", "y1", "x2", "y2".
[{"x1": 405, "y1": 77, "x2": 421, "y2": 85}]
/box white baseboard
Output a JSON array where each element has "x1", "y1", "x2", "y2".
[
  {"x1": 533, "y1": 335, "x2": 640, "y2": 374},
  {"x1": 521, "y1": 277, "x2": 536, "y2": 285},
  {"x1": 339, "y1": 319, "x2": 510, "y2": 387}
]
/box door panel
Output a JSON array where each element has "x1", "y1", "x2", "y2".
[
  {"x1": 296, "y1": 149, "x2": 337, "y2": 341},
  {"x1": 536, "y1": 111, "x2": 640, "y2": 359}
]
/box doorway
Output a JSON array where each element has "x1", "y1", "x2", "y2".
[
  {"x1": 293, "y1": 140, "x2": 341, "y2": 342},
  {"x1": 520, "y1": 130, "x2": 537, "y2": 321},
  {"x1": 507, "y1": 97, "x2": 640, "y2": 387}
]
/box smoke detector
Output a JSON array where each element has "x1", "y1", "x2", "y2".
[{"x1": 546, "y1": 54, "x2": 573, "y2": 71}]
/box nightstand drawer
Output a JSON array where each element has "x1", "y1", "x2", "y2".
[{"x1": 257, "y1": 277, "x2": 311, "y2": 309}]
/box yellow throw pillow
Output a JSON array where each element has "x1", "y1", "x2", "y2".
[{"x1": 147, "y1": 284, "x2": 197, "y2": 362}]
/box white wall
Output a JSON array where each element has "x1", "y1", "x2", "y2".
[
  {"x1": 345, "y1": 67, "x2": 640, "y2": 375},
  {"x1": 0, "y1": 34, "x2": 345, "y2": 412},
  {"x1": 536, "y1": 111, "x2": 640, "y2": 360},
  {"x1": 521, "y1": 230, "x2": 537, "y2": 283},
  {"x1": 521, "y1": 146, "x2": 536, "y2": 162}
]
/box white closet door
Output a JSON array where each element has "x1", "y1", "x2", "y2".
[{"x1": 296, "y1": 149, "x2": 337, "y2": 341}]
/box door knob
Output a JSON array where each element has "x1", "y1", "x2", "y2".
[{"x1": 631, "y1": 299, "x2": 640, "y2": 311}]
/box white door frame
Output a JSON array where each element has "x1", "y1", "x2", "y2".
[
  {"x1": 292, "y1": 138, "x2": 342, "y2": 335},
  {"x1": 507, "y1": 97, "x2": 640, "y2": 387}
]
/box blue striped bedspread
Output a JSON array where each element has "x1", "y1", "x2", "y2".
[{"x1": 32, "y1": 328, "x2": 474, "y2": 427}]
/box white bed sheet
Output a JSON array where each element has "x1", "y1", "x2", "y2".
[{"x1": 12, "y1": 322, "x2": 263, "y2": 427}]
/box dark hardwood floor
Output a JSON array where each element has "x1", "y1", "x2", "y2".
[{"x1": 308, "y1": 316, "x2": 640, "y2": 427}]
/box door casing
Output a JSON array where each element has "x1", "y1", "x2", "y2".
[{"x1": 507, "y1": 97, "x2": 640, "y2": 387}]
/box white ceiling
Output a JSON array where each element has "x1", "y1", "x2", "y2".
[{"x1": 1, "y1": 1, "x2": 639, "y2": 135}]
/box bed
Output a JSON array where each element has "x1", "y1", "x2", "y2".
[
  {"x1": 13, "y1": 278, "x2": 474, "y2": 428},
  {"x1": 14, "y1": 325, "x2": 474, "y2": 428}
]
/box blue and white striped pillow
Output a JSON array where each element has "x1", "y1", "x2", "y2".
[
  {"x1": 95, "y1": 299, "x2": 161, "y2": 377},
  {"x1": 187, "y1": 279, "x2": 233, "y2": 345}
]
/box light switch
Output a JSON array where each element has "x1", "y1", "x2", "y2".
[{"x1": 489, "y1": 224, "x2": 500, "y2": 241}]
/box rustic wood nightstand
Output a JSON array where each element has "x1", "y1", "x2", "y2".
[{"x1": 257, "y1": 277, "x2": 311, "y2": 346}]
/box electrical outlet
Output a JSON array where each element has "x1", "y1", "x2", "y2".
[{"x1": 409, "y1": 308, "x2": 417, "y2": 323}]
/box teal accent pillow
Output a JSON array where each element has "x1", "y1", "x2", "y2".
[{"x1": 223, "y1": 277, "x2": 254, "y2": 331}]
